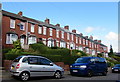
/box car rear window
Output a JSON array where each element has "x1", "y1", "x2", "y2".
[{"x1": 13, "y1": 56, "x2": 23, "y2": 62}]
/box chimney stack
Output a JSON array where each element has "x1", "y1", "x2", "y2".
[
  {"x1": 55, "y1": 24, "x2": 60, "y2": 27},
  {"x1": 64, "y1": 25, "x2": 69, "y2": 30},
  {"x1": 18, "y1": 11, "x2": 23, "y2": 16},
  {"x1": 89, "y1": 35, "x2": 93, "y2": 40},
  {"x1": 85, "y1": 36, "x2": 88, "y2": 38},
  {"x1": 80, "y1": 33, "x2": 83, "y2": 36},
  {"x1": 72, "y1": 29, "x2": 76, "y2": 33},
  {"x1": 45, "y1": 18, "x2": 50, "y2": 24},
  {"x1": 98, "y1": 40, "x2": 101, "y2": 43}
]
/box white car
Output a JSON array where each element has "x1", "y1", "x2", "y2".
[{"x1": 10, "y1": 55, "x2": 64, "y2": 81}]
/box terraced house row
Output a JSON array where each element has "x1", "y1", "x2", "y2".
[{"x1": 2, "y1": 10, "x2": 108, "y2": 56}]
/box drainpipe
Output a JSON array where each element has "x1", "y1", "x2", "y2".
[{"x1": 26, "y1": 20, "x2": 28, "y2": 45}]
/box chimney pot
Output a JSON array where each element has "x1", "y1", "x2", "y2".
[
  {"x1": 72, "y1": 29, "x2": 76, "y2": 33},
  {"x1": 64, "y1": 25, "x2": 69, "y2": 30},
  {"x1": 45, "y1": 18, "x2": 50, "y2": 24},
  {"x1": 18, "y1": 11, "x2": 23, "y2": 16},
  {"x1": 55, "y1": 24, "x2": 60, "y2": 27}
]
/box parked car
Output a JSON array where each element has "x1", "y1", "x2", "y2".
[
  {"x1": 70, "y1": 57, "x2": 108, "y2": 77},
  {"x1": 112, "y1": 64, "x2": 120, "y2": 73},
  {"x1": 10, "y1": 55, "x2": 64, "y2": 81}
]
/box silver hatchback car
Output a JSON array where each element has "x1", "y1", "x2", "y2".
[{"x1": 10, "y1": 55, "x2": 64, "y2": 81}]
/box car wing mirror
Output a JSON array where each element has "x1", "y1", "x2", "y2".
[{"x1": 50, "y1": 63, "x2": 54, "y2": 66}]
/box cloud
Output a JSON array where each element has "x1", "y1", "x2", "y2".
[
  {"x1": 104, "y1": 32, "x2": 118, "y2": 52},
  {"x1": 85, "y1": 27, "x2": 94, "y2": 33},
  {"x1": 105, "y1": 32, "x2": 118, "y2": 41}
]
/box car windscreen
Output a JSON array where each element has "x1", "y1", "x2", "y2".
[
  {"x1": 115, "y1": 64, "x2": 120, "y2": 67},
  {"x1": 75, "y1": 57, "x2": 90, "y2": 63},
  {"x1": 13, "y1": 56, "x2": 23, "y2": 62}
]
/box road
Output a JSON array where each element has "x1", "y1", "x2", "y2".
[{"x1": 1, "y1": 69, "x2": 120, "y2": 82}]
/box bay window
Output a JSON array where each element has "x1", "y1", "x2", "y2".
[{"x1": 6, "y1": 33, "x2": 18, "y2": 44}]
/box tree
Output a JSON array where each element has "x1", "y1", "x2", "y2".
[{"x1": 110, "y1": 45, "x2": 113, "y2": 54}]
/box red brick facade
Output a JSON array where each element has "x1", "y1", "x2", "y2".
[{"x1": 2, "y1": 10, "x2": 108, "y2": 56}]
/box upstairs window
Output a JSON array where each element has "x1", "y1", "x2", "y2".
[
  {"x1": 71, "y1": 34, "x2": 73, "y2": 41},
  {"x1": 20, "y1": 22, "x2": 25, "y2": 30},
  {"x1": 56, "y1": 30, "x2": 59, "y2": 38},
  {"x1": 38, "y1": 26, "x2": 42, "y2": 34},
  {"x1": 76, "y1": 37, "x2": 78, "y2": 43},
  {"x1": 86, "y1": 40, "x2": 88, "y2": 45},
  {"x1": 10, "y1": 19, "x2": 15, "y2": 29},
  {"x1": 67, "y1": 33, "x2": 70, "y2": 40},
  {"x1": 43, "y1": 26, "x2": 47, "y2": 35},
  {"x1": 61, "y1": 31, "x2": 64, "y2": 38},
  {"x1": 49, "y1": 28, "x2": 52, "y2": 36},
  {"x1": 79, "y1": 38, "x2": 82, "y2": 44},
  {"x1": 31, "y1": 24, "x2": 35, "y2": 33}
]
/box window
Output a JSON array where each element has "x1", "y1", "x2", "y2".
[
  {"x1": 38, "y1": 58, "x2": 51, "y2": 65},
  {"x1": 71, "y1": 34, "x2": 73, "y2": 41},
  {"x1": 10, "y1": 19, "x2": 15, "y2": 29},
  {"x1": 49, "y1": 28, "x2": 52, "y2": 36},
  {"x1": 61, "y1": 31, "x2": 64, "y2": 38},
  {"x1": 20, "y1": 22, "x2": 25, "y2": 30},
  {"x1": 42, "y1": 38, "x2": 46, "y2": 45},
  {"x1": 83, "y1": 39, "x2": 85, "y2": 45},
  {"x1": 86, "y1": 48, "x2": 89, "y2": 53},
  {"x1": 56, "y1": 30, "x2": 59, "y2": 38},
  {"x1": 76, "y1": 37, "x2": 78, "y2": 43},
  {"x1": 79, "y1": 38, "x2": 82, "y2": 44},
  {"x1": 43, "y1": 26, "x2": 47, "y2": 35},
  {"x1": 28, "y1": 36, "x2": 37, "y2": 44},
  {"x1": 67, "y1": 33, "x2": 69, "y2": 40},
  {"x1": 89, "y1": 41, "x2": 91, "y2": 47},
  {"x1": 22, "y1": 57, "x2": 28, "y2": 63},
  {"x1": 6, "y1": 34, "x2": 18, "y2": 44},
  {"x1": 28, "y1": 57, "x2": 38, "y2": 64},
  {"x1": 38, "y1": 26, "x2": 42, "y2": 34},
  {"x1": 31, "y1": 24, "x2": 35, "y2": 33},
  {"x1": 92, "y1": 43, "x2": 94, "y2": 48},
  {"x1": 60, "y1": 41, "x2": 66, "y2": 48},
  {"x1": 86, "y1": 40, "x2": 88, "y2": 45}
]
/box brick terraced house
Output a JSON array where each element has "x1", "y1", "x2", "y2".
[{"x1": 2, "y1": 10, "x2": 108, "y2": 56}]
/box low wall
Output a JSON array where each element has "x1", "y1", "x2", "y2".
[{"x1": 3, "y1": 60, "x2": 70, "y2": 71}]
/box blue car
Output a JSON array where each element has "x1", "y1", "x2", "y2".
[
  {"x1": 112, "y1": 64, "x2": 120, "y2": 73},
  {"x1": 70, "y1": 57, "x2": 108, "y2": 77}
]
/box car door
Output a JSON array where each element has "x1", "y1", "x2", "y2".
[
  {"x1": 89, "y1": 58, "x2": 98, "y2": 73},
  {"x1": 38, "y1": 58, "x2": 55, "y2": 76},
  {"x1": 28, "y1": 57, "x2": 44, "y2": 77}
]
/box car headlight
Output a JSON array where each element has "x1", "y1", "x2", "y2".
[
  {"x1": 112, "y1": 68, "x2": 114, "y2": 69},
  {"x1": 70, "y1": 65, "x2": 72, "y2": 68},
  {"x1": 79, "y1": 65, "x2": 87, "y2": 68}
]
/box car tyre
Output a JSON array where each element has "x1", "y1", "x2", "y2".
[
  {"x1": 20, "y1": 72, "x2": 30, "y2": 81},
  {"x1": 87, "y1": 70, "x2": 93, "y2": 77},
  {"x1": 102, "y1": 71, "x2": 107, "y2": 76},
  {"x1": 54, "y1": 71, "x2": 61, "y2": 79}
]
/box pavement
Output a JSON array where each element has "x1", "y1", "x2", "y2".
[{"x1": 0, "y1": 70, "x2": 70, "y2": 80}]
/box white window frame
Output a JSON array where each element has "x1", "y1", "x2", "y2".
[
  {"x1": 31, "y1": 24, "x2": 35, "y2": 33},
  {"x1": 49, "y1": 28, "x2": 53, "y2": 36},
  {"x1": 20, "y1": 22, "x2": 25, "y2": 30},
  {"x1": 10, "y1": 19, "x2": 15, "y2": 29},
  {"x1": 43, "y1": 26, "x2": 47, "y2": 35},
  {"x1": 79, "y1": 38, "x2": 81, "y2": 44},
  {"x1": 38, "y1": 26, "x2": 42, "y2": 34},
  {"x1": 76, "y1": 36, "x2": 78, "y2": 43},
  {"x1": 28, "y1": 36, "x2": 37, "y2": 45},
  {"x1": 67, "y1": 33, "x2": 70, "y2": 40},
  {"x1": 71, "y1": 34, "x2": 73, "y2": 41},
  {"x1": 86, "y1": 40, "x2": 88, "y2": 45},
  {"x1": 6, "y1": 34, "x2": 18, "y2": 44},
  {"x1": 83, "y1": 39, "x2": 85, "y2": 45},
  {"x1": 56, "y1": 30, "x2": 59, "y2": 38},
  {"x1": 61, "y1": 31, "x2": 64, "y2": 39}
]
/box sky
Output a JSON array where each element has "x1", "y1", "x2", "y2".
[{"x1": 2, "y1": 2, "x2": 118, "y2": 52}]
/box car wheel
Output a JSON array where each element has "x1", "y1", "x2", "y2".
[
  {"x1": 87, "y1": 70, "x2": 93, "y2": 77},
  {"x1": 102, "y1": 71, "x2": 107, "y2": 76},
  {"x1": 20, "y1": 72, "x2": 30, "y2": 81},
  {"x1": 54, "y1": 71, "x2": 61, "y2": 79}
]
